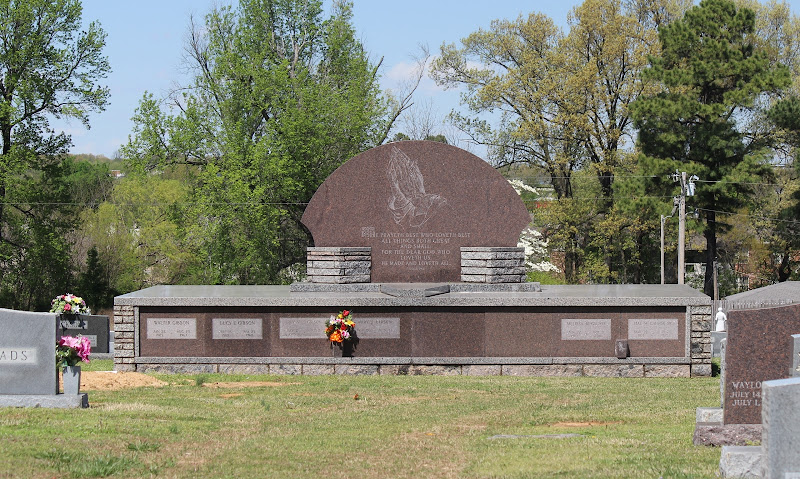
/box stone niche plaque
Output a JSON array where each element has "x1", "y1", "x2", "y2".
[
  {"x1": 146, "y1": 318, "x2": 197, "y2": 340},
  {"x1": 561, "y1": 318, "x2": 611, "y2": 341},
  {"x1": 724, "y1": 304, "x2": 800, "y2": 425},
  {"x1": 302, "y1": 141, "x2": 531, "y2": 283},
  {"x1": 212, "y1": 318, "x2": 262, "y2": 340},
  {"x1": 628, "y1": 318, "x2": 679, "y2": 340}
]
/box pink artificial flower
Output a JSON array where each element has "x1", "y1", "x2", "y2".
[{"x1": 59, "y1": 336, "x2": 79, "y2": 349}]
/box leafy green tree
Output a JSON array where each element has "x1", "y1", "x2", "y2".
[
  {"x1": 0, "y1": 0, "x2": 109, "y2": 309},
  {"x1": 121, "y1": 0, "x2": 391, "y2": 284},
  {"x1": 80, "y1": 174, "x2": 192, "y2": 294},
  {"x1": 431, "y1": 0, "x2": 688, "y2": 283},
  {"x1": 631, "y1": 0, "x2": 793, "y2": 295}
]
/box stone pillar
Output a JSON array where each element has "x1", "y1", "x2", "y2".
[
  {"x1": 306, "y1": 247, "x2": 371, "y2": 284},
  {"x1": 112, "y1": 305, "x2": 135, "y2": 372},
  {"x1": 460, "y1": 247, "x2": 526, "y2": 283},
  {"x1": 690, "y1": 304, "x2": 712, "y2": 377}
]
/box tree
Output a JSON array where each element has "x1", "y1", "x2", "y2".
[
  {"x1": 80, "y1": 173, "x2": 193, "y2": 294},
  {"x1": 631, "y1": 0, "x2": 793, "y2": 295},
  {"x1": 430, "y1": 0, "x2": 688, "y2": 283},
  {"x1": 0, "y1": 0, "x2": 109, "y2": 308},
  {"x1": 121, "y1": 0, "x2": 391, "y2": 284},
  {"x1": 77, "y1": 246, "x2": 113, "y2": 312}
]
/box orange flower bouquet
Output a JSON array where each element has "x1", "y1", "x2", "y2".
[{"x1": 325, "y1": 310, "x2": 358, "y2": 353}]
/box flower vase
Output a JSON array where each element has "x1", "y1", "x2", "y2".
[
  {"x1": 331, "y1": 340, "x2": 354, "y2": 358},
  {"x1": 342, "y1": 340, "x2": 354, "y2": 357},
  {"x1": 62, "y1": 365, "x2": 81, "y2": 395}
]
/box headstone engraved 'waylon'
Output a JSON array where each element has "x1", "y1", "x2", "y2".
[
  {"x1": 302, "y1": 141, "x2": 530, "y2": 283},
  {"x1": 724, "y1": 304, "x2": 800, "y2": 425}
]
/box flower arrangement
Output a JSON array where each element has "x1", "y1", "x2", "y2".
[
  {"x1": 56, "y1": 335, "x2": 91, "y2": 368},
  {"x1": 325, "y1": 310, "x2": 356, "y2": 344},
  {"x1": 50, "y1": 293, "x2": 90, "y2": 315}
]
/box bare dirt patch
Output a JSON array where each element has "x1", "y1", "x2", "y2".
[
  {"x1": 78, "y1": 371, "x2": 169, "y2": 391},
  {"x1": 550, "y1": 421, "x2": 622, "y2": 428},
  {"x1": 201, "y1": 381, "x2": 300, "y2": 389}
]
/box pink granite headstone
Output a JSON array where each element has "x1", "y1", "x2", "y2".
[
  {"x1": 301, "y1": 141, "x2": 530, "y2": 283},
  {"x1": 724, "y1": 304, "x2": 800, "y2": 424}
]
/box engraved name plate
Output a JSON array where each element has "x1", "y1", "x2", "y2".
[
  {"x1": 147, "y1": 318, "x2": 197, "y2": 340},
  {"x1": 561, "y1": 318, "x2": 611, "y2": 341},
  {"x1": 279, "y1": 318, "x2": 326, "y2": 339},
  {"x1": 83, "y1": 335, "x2": 98, "y2": 347},
  {"x1": 628, "y1": 318, "x2": 679, "y2": 340},
  {"x1": 352, "y1": 317, "x2": 400, "y2": 339},
  {"x1": 0, "y1": 348, "x2": 37, "y2": 364},
  {"x1": 212, "y1": 318, "x2": 263, "y2": 340}
]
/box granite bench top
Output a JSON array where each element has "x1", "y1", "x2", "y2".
[{"x1": 115, "y1": 284, "x2": 710, "y2": 308}]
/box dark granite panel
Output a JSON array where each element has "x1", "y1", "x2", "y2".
[
  {"x1": 136, "y1": 305, "x2": 693, "y2": 361},
  {"x1": 622, "y1": 307, "x2": 686, "y2": 357},
  {"x1": 724, "y1": 304, "x2": 800, "y2": 425},
  {"x1": 301, "y1": 141, "x2": 530, "y2": 283},
  {"x1": 412, "y1": 310, "x2": 485, "y2": 357},
  {"x1": 58, "y1": 314, "x2": 110, "y2": 353}
]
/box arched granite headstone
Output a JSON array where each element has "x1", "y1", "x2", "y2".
[{"x1": 301, "y1": 141, "x2": 530, "y2": 283}]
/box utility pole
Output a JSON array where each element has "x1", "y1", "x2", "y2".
[
  {"x1": 678, "y1": 171, "x2": 686, "y2": 285},
  {"x1": 660, "y1": 201, "x2": 678, "y2": 285}
]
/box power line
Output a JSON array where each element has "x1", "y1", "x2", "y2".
[{"x1": 697, "y1": 208, "x2": 800, "y2": 226}]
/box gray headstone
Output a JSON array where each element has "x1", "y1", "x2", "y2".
[
  {"x1": 792, "y1": 334, "x2": 800, "y2": 378},
  {"x1": 58, "y1": 314, "x2": 110, "y2": 353},
  {"x1": 711, "y1": 331, "x2": 727, "y2": 358},
  {"x1": 0, "y1": 308, "x2": 57, "y2": 395},
  {"x1": 719, "y1": 446, "x2": 762, "y2": 479},
  {"x1": 762, "y1": 377, "x2": 800, "y2": 479}
]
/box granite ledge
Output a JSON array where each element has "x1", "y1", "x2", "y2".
[
  {"x1": 0, "y1": 394, "x2": 88, "y2": 409},
  {"x1": 132, "y1": 356, "x2": 693, "y2": 366},
  {"x1": 115, "y1": 284, "x2": 710, "y2": 307}
]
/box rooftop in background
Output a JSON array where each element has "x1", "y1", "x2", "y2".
[{"x1": 724, "y1": 281, "x2": 800, "y2": 308}]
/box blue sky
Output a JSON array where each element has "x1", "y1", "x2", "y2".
[{"x1": 60, "y1": 0, "x2": 800, "y2": 158}]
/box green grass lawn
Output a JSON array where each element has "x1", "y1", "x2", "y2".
[{"x1": 0, "y1": 372, "x2": 721, "y2": 478}]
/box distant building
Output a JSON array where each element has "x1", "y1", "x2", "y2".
[{"x1": 109, "y1": 170, "x2": 125, "y2": 179}]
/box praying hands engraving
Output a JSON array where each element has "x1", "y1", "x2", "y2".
[{"x1": 386, "y1": 146, "x2": 447, "y2": 228}]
